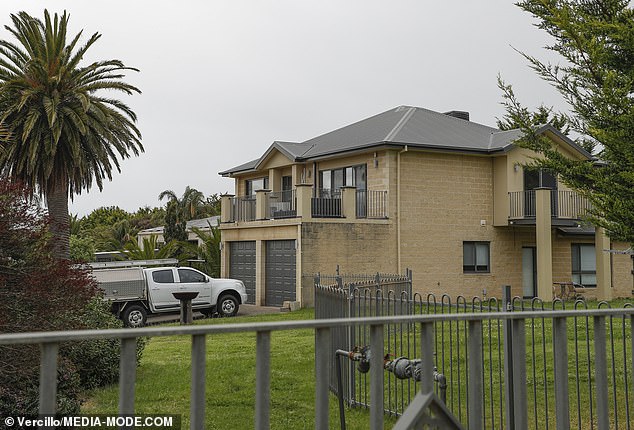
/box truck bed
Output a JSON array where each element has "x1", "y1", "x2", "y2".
[{"x1": 92, "y1": 267, "x2": 146, "y2": 301}]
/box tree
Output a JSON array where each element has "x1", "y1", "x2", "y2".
[
  {"x1": 502, "y1": 0, "x2": 634, "y2": 244},
  {"x1": 0, "y1": 178, "x2": 139, "y2": 416},
  {"x1": 0, "y1": 10, "x2": 143, "y2": 260},
  {"x1": 496, "y1": 91, "x2": 571, "y2": 136},
  {"x1": 123, "y1": 236, "x2": 175, "y2": 260},
  {"x1": 158, "y1": 186, "x2": 205, "y2": 242},
  {"x1": 191, "y1": 222, "x2": 221, "y2": 277}
]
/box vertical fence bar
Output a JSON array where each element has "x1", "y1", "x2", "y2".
[
  {"x1": 594, "y1": 316, "x2": 609, "y2": 430},
  {"x1": 512, "y1": 317, "x2": 528, "y2": 430},
  {"x1": 315, "y1": 327, "x2": 331, "y2": 430},
  {"x1": 553, "y1": 317, "x2": 570, "y2": 430},
  {"x1": 420, "y1": 321, "x2": 435, "y2": 395},
  {"x1": 502, "y1": 285, "x2": 515, "y2": 429},
  {"x1": 39, "y1": 342, "x2": 59, "y2": 416},
  {"x1": 468, "y1": 319, "x2": 483, "y2": 430},
  {"x1": 191, "y1": 334, "x2": 206, "y2": 430},
  {"x1": 119, "y1": 337, "x2": 137, "y2": 415},
  {"x1": 255, "y1": 331, "x2": 271, "y2": 430},
  {"x1": 370, "y1": 324, "x2": 384, "y2": 430}
]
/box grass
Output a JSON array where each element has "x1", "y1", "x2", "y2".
[
  {"x1": 82, "y1": 309, "x2": 397, "y2": 430},
  {"x1": 82, "y1": 301, "x2": 633, "y2": 429}
]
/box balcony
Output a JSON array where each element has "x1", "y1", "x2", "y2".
[
  {"x1": 221, "y1": 186, "x2": 388, "y2": 224},
  {"x1": 509, "y1": 190, "x2": 592, "y2": 224}
]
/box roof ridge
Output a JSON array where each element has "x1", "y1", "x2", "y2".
[
  {"x1": 384, "y1": 107, "x2": 416, "y2": 142},
  {"x1": 415, "y1": 106, "x2": 499, "y2": 132}
]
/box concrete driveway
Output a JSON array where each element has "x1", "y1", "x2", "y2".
[{"x1": 147, "y1": 304, "x2": 280, "y2": 325}]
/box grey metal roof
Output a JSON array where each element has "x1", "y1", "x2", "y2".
[
  {"x1": 219, "y1": 106, "x2": 592, "y2": 176},
  {"x1": 138, "y1": 216, "x2": 219, "y2": 235}
]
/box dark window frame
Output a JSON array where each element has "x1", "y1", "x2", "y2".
[
  {"x1": 571, "y1": 243, "x2": 597, "y2": 288},
  {"x1": 463, "y1": 241, "x2": 491, "y2": 273},
  {"x1": 318, "y1": 164, "x2": 367, "y2": 192},
  {"x1": 245, "y1": 177, "x2": 269, "y2": 197}
]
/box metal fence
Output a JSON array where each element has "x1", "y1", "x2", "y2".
[
  {"x1": 312, "y1": 189, "x2": 342, "y2": 218},
  {"x1": 2, "y1": 302, "x2": 633, "y2": 429},
  {"x1": 315, "y1": 277, "x2": 634, "y2": 430},
  {"x1": 355, "y1": 190, "x2": 389, "y2": 219},
  {"x1": 230, "y1": 196, "x2": 256, "y2": 222},
  {"x1": 509, "y1": 190, "x2": 591, "y2": 220},
  {"x1": 266, "y1": 190, "x2": 297, "y2": 219}
]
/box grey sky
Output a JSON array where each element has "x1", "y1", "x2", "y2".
[{"x1": 0, "y1": 1, "x2": 565, "y2": 216}]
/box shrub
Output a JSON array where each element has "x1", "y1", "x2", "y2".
[{"x1": 0, "y1": 180, "x2": 146, "y2": 416}]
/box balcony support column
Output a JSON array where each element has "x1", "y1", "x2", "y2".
[
  {"x1": 255, "y1": 189, "x2": 270, "y2": 220},
  {"x1": 535, "y1": 188, "x2": 554, "y2": 301},
  {"x1": 341, "y1": 186, "x2": 357, "y2": 219},
  {"x1": 220, "y1": 194, "x2": 234, "y2": 223},
  {"x1": 595, "y1": 227, "x2": 612, "y2": 301},
  {"x1": 295, "y1": 184, "x2": 313, "y2": 221}
]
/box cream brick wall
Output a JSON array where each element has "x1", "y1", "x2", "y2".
[{"x1": 300, "y1": 221, "x2": 397, "y2": 305}]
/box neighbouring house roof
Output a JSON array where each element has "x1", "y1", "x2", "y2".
[
  {"x1": 219, "y1": 105, "x2": 593, "y2": 176},
  {"x1": 137, "y1": 216, "x2": 220, "y2": 236}
]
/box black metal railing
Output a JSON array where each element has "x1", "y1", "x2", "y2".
[
  {"x1": 509, "y1": 190, "x2": 591, "y2": 220},
  {"x1": 315, "y1": 276, "x2": 633, "y2": 429},
  {"x1": 356, "y1": 190, "x2": 388, "y2": 219},
  {"x1": 266, "y1": 190, "x2": 297, "y2": 219},
  {"x1": 312, "y1": 189, "x2": 342, "y2": 218}
]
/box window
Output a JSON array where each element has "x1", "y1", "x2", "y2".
[
  {"x1": 178, "y1": 268, "x2": 206, "y2": 283},
  {"x1": 571, "y1": 244, "x2": 596, "y2": 287},
  {"x1": 319, "y1": 164, "x2": 367, "y2": 192},
  {"x1": 246, "y1": 177, "x2": 269, "y2": 196},
  {"x1": 463, "y1": 242, "x2": 490, "y2": 273},
  {"x1": 152, "y1": 269, "x2": 174, "y2": 283}
]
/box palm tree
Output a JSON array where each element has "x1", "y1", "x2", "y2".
[
  {"x1": 123, "y1": 236, "x2": 175, "y2": 261},
  {"x1": 190, "y1": 221, "x2": 221, "y2": 277},
  {"x1": 0, "y1": 10, "x2": 142, "y2": 259},
  {"x1": 158, "y1": 187, "x2": 205, "y2": 242}
]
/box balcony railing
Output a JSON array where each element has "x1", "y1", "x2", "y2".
[
  {"x1": 356, "y1": 189, "x2": 388, "y2": 219},
  {"x1": 311, "y1": 189, "x2": 342, "y2": 218},
  {"x1": 509, "y1": 190, "x2": 591, "y2": 220},
  {"x1": 221, "y1": 187, "x2": 389, "y2": 223},
  {"x1": 231, "y1": 196, "x2": 256, "y2": 222},
  {"x1": 266, "y1": 190, "x2": 297, "y2": 219}
]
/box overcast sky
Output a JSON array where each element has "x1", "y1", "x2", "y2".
[{"x1": 0, "y1": 1, "x2": 566, "y2": 216}]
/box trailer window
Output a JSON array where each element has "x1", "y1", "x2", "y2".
[
  {"x1": 152, "y1": 270, "x2": 174, "y2": 283},
  {"x1": 178, "y1": 269, "x2": 205, "y2": 283}
]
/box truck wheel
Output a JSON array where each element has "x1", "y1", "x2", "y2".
[
  {"x1": 217, "y1": 294, "x2": 239, "y2": 317},
  {"x1": 122, "y1": 305, "x2": 147, "y2": 328}
]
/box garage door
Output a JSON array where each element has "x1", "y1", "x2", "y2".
[
  {"x1": 265, "y1": 240, "x2": 296, "y2": 307},
  {"x1": 229, "y1": 241, "x2": 256, "y2": 304}
]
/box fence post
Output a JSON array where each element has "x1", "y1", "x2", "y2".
[
  {"x1": 468, "y1": 319, "x2": 483, "y2": 429},
  {"x1": 593, "y1": 316, "x2": 609, "y2": 430},
  {"x1": 502, "y1": 285, "x2": 515, "y2": 429},
  {"x1": 370, "y1": 324, "x2": 384, "y2": 430},
  {"x1": 553, "y1": 316, "x2": 570, "y2": 430}
]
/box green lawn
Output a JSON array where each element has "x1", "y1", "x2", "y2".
[
  {"x1": 82, "y1": 309, "x2": 397, "y2": 430},
  {"x1": 82, "y1": 302, "x2": 632, "y2": 430}
]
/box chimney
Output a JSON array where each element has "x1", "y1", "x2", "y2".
[{"x1": 443, "y1": 110, "x2": 470, "y2": 121}]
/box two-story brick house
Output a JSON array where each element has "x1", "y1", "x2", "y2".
[{"x1": 219, "y1": 106, "x2": 633, "y2": 307}]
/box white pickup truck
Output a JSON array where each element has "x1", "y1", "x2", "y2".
[{"x1": 92, "y1": 261, "x2": 248, "y2": 327}]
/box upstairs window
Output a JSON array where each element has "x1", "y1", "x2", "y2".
[
  {"x1": 463, "y1": 242, "x2": 490, "y2": 273},
  {"x1": 319, "y1": 164, "x2": 367, "y2": 192},
  {"x1": 246, "y1": 177, "x2": 269, "y2": 196}
]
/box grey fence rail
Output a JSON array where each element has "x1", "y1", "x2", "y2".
[
  {"x1": 1, "y1": 307, "x2": 633, "y2": 429},
  {"x1": 315, "y1": 277, "x2": 633, "y2": 430}
]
